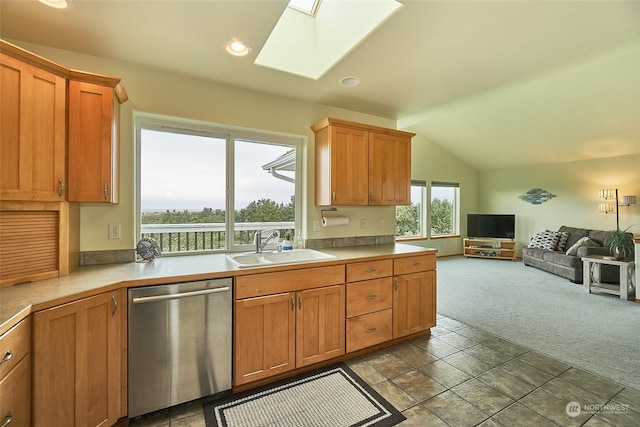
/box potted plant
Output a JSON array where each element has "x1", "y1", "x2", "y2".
[
  {"x1": 604, "y1": 225, "x2": 635, "y2": 260},
  {"x1": 282, "y1": 231, "x2": 293, "y2": 251}
]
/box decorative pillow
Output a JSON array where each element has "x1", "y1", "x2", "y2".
[
  {"x1": 552, "y1": 230, "x2": 570, "y2": 251},
  {"x1": 565, "y1": 237, "x2": 601, "y2": 256},
  {"x1": 528, "y1": 231, "x2": 560, "y2": 251}
]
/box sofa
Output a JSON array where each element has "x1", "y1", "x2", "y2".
[{"x1": 522, "y1": 226, "x2": 634, "y2": 283}]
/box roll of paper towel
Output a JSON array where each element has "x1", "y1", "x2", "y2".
[{"x1": 322, "y1": 216, "x2": 349, "y2": 227}]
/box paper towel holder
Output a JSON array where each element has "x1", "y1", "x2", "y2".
[{"x1": 321, "y1": 207, "x2": 338, "y2": 221}]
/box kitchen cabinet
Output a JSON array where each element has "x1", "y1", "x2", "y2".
[
  {"x1": 234, "y1": 265, "x2": 345, "y2": 386},
  {"x1": 0, "y1": 52, "x2": 66, "y2": 202},
  {"x1": 312, "y1": 118, "x2": 414, "y2": 206},
  {"x1": 32, "y1": 289, "x2": 125, "y2": 427},
  {"x1": 393, "y1": 254, "x2": 437, "y2": 338},
  {"x1": 345, "y1": 259, "x2": 393, "y2": 353},
  {"x1": 0, "y1": 317, "x2": 31, "y2": 427},
  {"x1": 67, "y1": 80, "x2": 120, "y2": 203},
  {"x1": 234, "y1": 292, "x2": 296, "y2": 386}
]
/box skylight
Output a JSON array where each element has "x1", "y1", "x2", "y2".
[
  {"x1": 288, "y1": 0, "x2": 321, "y2": 16},
  {"x1": 257, "y1": 0, "x2": 402, "y2": 80}
]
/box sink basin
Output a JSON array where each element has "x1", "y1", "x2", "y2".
[{"x1": 226, "y1": 249, "x2": 337, "y2": 268}]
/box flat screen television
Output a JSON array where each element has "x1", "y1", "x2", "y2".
[{"x1": 467, "y1": 214, "x2": 515, "y2": 239}]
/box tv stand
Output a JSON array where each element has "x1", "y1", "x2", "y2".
[{"x1": 463, "y1": 238, "x2": 516, "y2": 261}]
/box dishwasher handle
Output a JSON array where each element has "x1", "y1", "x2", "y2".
[{"x1": 132, "y1": 286, "x2": 230, "y2": 304}]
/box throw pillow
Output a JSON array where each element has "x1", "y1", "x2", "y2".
[
  {"x1": 528, "y1": 231, "x2": 560, "y2": 251},
  {"x1": 553, "y1": 230, "x2": 570, "y2": 251},
  {"x1": 565, "y1": 237, "x2": 601, "y2": 256}
]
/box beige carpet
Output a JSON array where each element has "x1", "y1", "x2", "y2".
[{"x1": 437, "y1": 256, "x2": 640, "y2": 390}]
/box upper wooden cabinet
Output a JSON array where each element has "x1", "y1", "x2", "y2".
[
  {"x1": 312, "y1": 118, "x2": 414, "y2": 206},
  {"x1": 67, "y1": 80, "x2": 120, "y2": 203},
  {"x1": 0, "y1": 52, "x2": 66, "y2": 202},
  {"x1": 0, "y1": 39, "x2": 127, "y2": 204}
]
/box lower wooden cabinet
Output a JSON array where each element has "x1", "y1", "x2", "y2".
[
  {"x1": 393, "y1": 270, "x2": 436, "y2": 338},
  {"x1": 0, "y1": 317, "x2": 31, "y2": 427},
  {"x1": 234, "y1": 285, "x2": 345, "y2": 386},
  {"x1": 32, "y1": 289, "x2": 125, "y2": 427},
  {"x1": 234, "y1": 293, "x2": 296, "y2": 386}
]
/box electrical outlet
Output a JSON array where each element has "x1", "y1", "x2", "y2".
[
  {"x1": 379, "y1": 218, "x2": 385, "y2": 229},
  {"x1": 108, "y1": 223, "x2": 121, "y2": 239},
  {"x1": 360, "y1": 218, "x2": 366, "y2": 229},
  {"x1": 313, "y1": 220, "x2": 320, "y2": 232}
]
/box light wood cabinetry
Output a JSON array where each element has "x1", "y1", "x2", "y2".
[
  {"x1": 234, "y1": 266, "x2": 345, "y2": 386},
  {"x1": 463, "y1": 238, "x2": 516, "y2": 261},
  {"x1": 393, "y1": 255, "x2": 436, "y2": 338},
  {"x1": 68, "y1": 81, "x2": 119, "y2": 203},
  {"x1": 345, "y1": 260, "x2": 393, "y2": 353},
  {"x1": 32, "y1": 289, "x2": 125, "y2": 427},
  {"x1": 312, "y1": 118, "x2": 414, "y2": 206},
  {"x1": 0, "y1": 52, "x2": 66, "y2": 202},
  {"x1": 0, "y1": 317, "x2": 31, "y2": 427}
]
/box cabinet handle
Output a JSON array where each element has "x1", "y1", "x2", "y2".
[
  {"x1": 111, "y1": 295, "x2": 118, "y2": 316},
  {"x1": 104, "y1": 182, "x2": 109, "y2": 201},
  {"x1": 291, "y1": 295, "x2": 295, "y2": 311},
  {"x1": 365, "y1": 268, "x2": 377, "y2": 273},
  {"x1": 298, "y1": 295, "x2": 302, "y2": 309},
  {"x1": 365, "y1": 294, "x2": 377, "y2": 300},
  {"x1": 0, "y1": 351, "x2": 12, "y2": 365},
  {"x1": 394, "y1": 278, "x2": 399, "y2": 291},
  {"x1": 1, "y1": 412, "x2": 11, "y2": 427},
  {"x1": 58, "y1": 178, "x2": 64, "y2": 199},
  {"x1": 332, "y1": 191, "x2": 336, "y2": 203},
  {"x1": 365, "y1": 328, "x2": 377, "y2": 334},
  {"x1": 413, "y1": 262, "x2": 422, "y2": 267}
]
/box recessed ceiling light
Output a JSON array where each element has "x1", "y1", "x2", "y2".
[
  {"x1": 224, "y1": 40, "x2": 252, "y2": 57},
  {"x1": 339, "y1": 76, "x2": 360, "y2": 87},
  {"x1": 38, "y1": 0, "x2": 73, "y2": 9}
]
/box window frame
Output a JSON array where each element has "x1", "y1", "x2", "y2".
[
  {"x1": 134, "y1": 113, "x2": 303, "y2": 254},
  {"x1": 429, "y1": 181, "x2": 460, "y2": 238},
  {"x1": 395, "y1": 180, "x2": 427, "y2": 240}
]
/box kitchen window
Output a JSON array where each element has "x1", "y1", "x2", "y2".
[{"x1": 136, "y1": 115, "x2": 301, "y2": 254}]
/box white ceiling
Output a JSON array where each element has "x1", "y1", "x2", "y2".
[{"x1": 1, "y1": 0, "x2": 639, "y2": 171}]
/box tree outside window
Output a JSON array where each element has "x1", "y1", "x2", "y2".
[{"x1": 431, "y1": 182, "x2": 459, "y2": 237}]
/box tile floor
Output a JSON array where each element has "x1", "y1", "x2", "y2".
[{"x1": 129, "y1": 315, "x2": 640, "y2": 427}]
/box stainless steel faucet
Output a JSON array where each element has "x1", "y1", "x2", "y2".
[{"x1": 254, "y1": 229, "x2": 279, "y2": 253}]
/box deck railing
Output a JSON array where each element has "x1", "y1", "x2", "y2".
[{"x1": 140, "y1": 222, "x2": 294, "y2": 253}]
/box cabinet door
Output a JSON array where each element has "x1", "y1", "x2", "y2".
[
  {"x1": 368, "y1": 132, "x2": 411, "y2": 205},
  {"x1": 0, "y1": 53, "x2": 66, "y2": 201},
  {"x1": 33, "y1": 291, "x2": 122, "y2": 427},
  {"x1": 68, "y1": 81, "x2": 118, "y2": 203},
  {"x1": 235, "y1": 293, "x2": 296, "y2": 386},
  {"x1": 393, "y1": 271, "x2": 436, "y2": 338},
  {"x1": 329, "y1": 126, "x2": 368, "y2": 205},
  {"x1": 296, "y1": 285, "x2": 345, "y2": 367}
]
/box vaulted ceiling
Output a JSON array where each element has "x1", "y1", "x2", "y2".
[{"x1": 1, "y1": 0, "x2": 639, "y2": 171}]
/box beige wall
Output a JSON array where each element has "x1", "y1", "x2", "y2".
[
  {"x1": 15, "y1": 40, "x2": 473, "y2": 252},
  {"x1": 478, "y1": 154, "x2": 640, "y2": 256}
]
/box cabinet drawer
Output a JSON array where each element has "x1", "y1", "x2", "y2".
[
  {"x1": 236, "y1": 265, "x2": 345, "y2": 299},
  {"x1": 394, "y1": 254, "x2": 435, "y2": 275},
  {"x1": 346, "y1": 309, "x2": 392, "y2": 353},
  {"x1": 346, "y1": 278, "x2": 392, "y2": 318},
  {"x1": 346, "y1": 259, "x2": 392, "y2": 282},
  {"x1": 0, "y1": 317, "x2": 30, "y2": 379},
  {"x1": 0, "y1": 354, "x2": 31, "y2": 427}
]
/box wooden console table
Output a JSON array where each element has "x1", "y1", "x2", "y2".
[{"x1": 582, "y1": 255, "x2": 635, "y2": 300}]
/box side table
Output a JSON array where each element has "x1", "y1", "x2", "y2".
[{"x1": 581, "y1": 255, "x2": 636, "y2": 300}]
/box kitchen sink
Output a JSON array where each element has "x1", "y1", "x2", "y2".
[{"x1": 226, "y1": 249, "x2": 337, "y2": 268}]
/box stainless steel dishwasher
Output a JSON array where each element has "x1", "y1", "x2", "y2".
[{"x1": 128, "y1": 278, "x2": 232, "y2": 417}]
